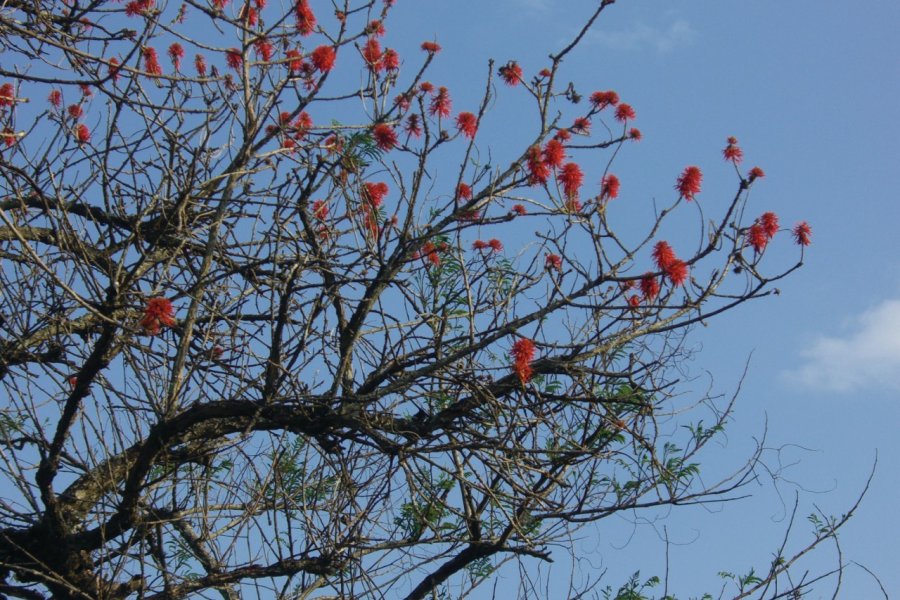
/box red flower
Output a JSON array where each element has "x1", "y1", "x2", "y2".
[
  {"x1": 511, "y1": 338, "x2": 536, "y2": 384},
  {"x1": 760, "y1": 211, "x2": 779, "y2": 239},
  {"x1": 511, "y1": 204, "x2": 527, "y2": 216},
  {"x1": 383, "y1": 48, "x2": 400, "y2": 71},
  {"x1": 168, "y1": 43, "x2": 184, "y2": 70},
  {"x1": 456, "y1": 111, "x2": 478, "y2": 139},
  {"x1": 286, "y1": 49, "x2": 303, "y2": 73},
  {"x1": 499, "y1": 61, "x2": 523, "y2": 86},
  {"x1": 124, "y1": 0, "x2": 153, "y2": 16},
  {"x1": 372, "y1": 123, "x2": 397, "y2": 151},
  {"x1": 614, "y1": 103, "x2": 636, "y2": 122},
  {"x1": 312, "y1": 200, "x2": 328, "y2": 220},
  {"x1": 226, "y1": 48, "x2": 243, "y2": 71},
  {"x1": 545, "y1": 253, "x2": 562, "y2": 270},
  {"x1": 640, "y1": 273, "x2": 660, "y2": 300},
  {"x1": 0, "y1": 83, "x2": 14, "y2": 108},
  {"x1": 363, "y1": 181, "x2": 389, "y2": 208},
  {"x1": 2, "y1": 127, "x2": 16, "y2": 147},
  {"x1": 747, "y1": 223, "x2": 768, "y2": 253},
  {"x1": 195, "y1": 54, "x2": 207, "y2": 76},
  {"x1": 404, "y1": 114, "x2": 422, "y2": 138},
  {"x1": 421, "y1": 41, "x2": 442, "y2": 54},
  {"x1": 67, "y1": 104, "x2": 84, "y2": 120},
  {"x1": 542, "y1": 139, "x2": 566, "y2": 168},
  {"x1": 241, "y1": 4, "x2": 258, "y2": 26},
  {"x1": 142, "y1": 46, "x2": 162, "y2": 76},
  {"x1": 600, "y1": 173, "x2": 620, "y2": 201},
  {"x1": 665, "y1": 259, "x2": 688, "y2": 286},
  {"x1": 255, "y1": 39, "x2": 274, "y2": 62},
  {"x1": 628, "y1": 295, "x2": 641, "y2": 308},
  {"x1": 792, "y1": 221, "x2": 812, "y2": 246},
  {"x1": 140, "y1": 297, "x2": 176, "y2": 335},
  {"x1": 572, "y1": 117, "x2": 591, "y2": 134},
  {"x1": 558, "y1": 162, "x2": 584, "y2": 199},
  {"x1": 295, "y1": 0, "x2": 316, "y2": 35},
  {"x1": 538, "y1": 68, "x2": 551, "y2": 78},
  {"x1": 311, "y1": 45, "x2": 336, "y2": 73},
  {"x1": 554, "y1": 128, "x2": 571, "y2": 142},
  {"x1": 48, "y1": 89, "x2": 62, "y2": 107},
  {"x1": 367, "y1": 19, "x2": 386, "y2": 37},
  {"x1": 108, "y1": 57, "x2": 121, "y2": 82},
  {"x1": 488, "y1": 239, "x2": 503, "y2": 252},
  {"x1": 419, "y1": 81, "x2": 434, "y2": 94},
  {"x1": 213, "y1": 0, "x2": 228, "y2": 8},
  {"x1": 429, "y1": 86, "x2": 452, "y2": 117},
  {"x1": 589, "y1": 90, "x2": 619, "y2": 110},
  {"x1": 652, "y1": 241, "x2": 676, "y2": 270},
  {"x1": 473, "y1": 240, "x2": 489, "y2": 250},
  {"x1": 748, "y1": 166, "x2": 765, "y2": 180},
  {"x1": 526, "y1": 145, "x2": 550, "y2": 185},
  {"x1": 75, "y1": 123, "x2": 90, "y2": 144},
  {"x1": 418, "y1": 242, "x2": 441, "y2": 267},
  {"x1": 362, "y1": 38, "x2": 383, "y2": 71},
  {"x1": 628, "y1": 128, "x2": 642, "y2": 141},
  {"x1": 675, "y1": 165, "x2": 702, "y2": 200},
  {"x1": 456, "y1": 183, "x2": 472, "y2": 201},
  {"x1": 723, "y1": 136, "x2": 743, "y2": 163}
]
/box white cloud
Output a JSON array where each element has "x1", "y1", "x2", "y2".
[
  {"x1": 785, "y1": 299, "x2": 900, "y2": 393},
  {"x1": 587, "y1": 19, "x2": 697, "y2": 53}
]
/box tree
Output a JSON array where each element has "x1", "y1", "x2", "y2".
[{"x1": 0, "y1": 1, "x2": 857, "y2": 598}]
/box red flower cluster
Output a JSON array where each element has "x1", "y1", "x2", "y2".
[
  {"x1": 615, "y1": 103, "x2": 636, "y2": 122},
  {"x1": 675, "y1": 165, "x2": 702, "y2": 201},
  {"x1": 511, "y1": 338, "x2": 536, "y2": 384},
  {"x1": 640, "y1": 273, "x2": 660, "y2": 301},
  {"x1": 311, "y1": 45, "x2": 336, "y2": 73},
  {"x1": 748, "y1": 166, "x2": 765, "y2": 180},
  {"x1": 572, "y1": 117, "x2": 591, "y2": 134},
  {"x1": 67, "y1": 104, "x2": 84, "y2": 120},
  {"x1": 628, "y1": 127, "x2": 642, "y2": 141},
  {"x1": 429, "y1": 86, "x2": 452, "y2": 117},
  {"x1": 311, "y1": 200, "x2": 328, "y2": 220},
  {"x1": 545, "y1": 253, "x2": 562, "y2": 270},
  {"x1": 2, "y1": 127, "x2": 16, "y2": 147},
  {"x1": 372, "y1": 123, "x2": 397, "y2": 151},
  {"x1": 792, "y1": 221, "x2": 812, "y2": 246},
  {"x1": 456, "y1": 111, "x2": 478, "y2": 139},
  {"x1": 589, "y1": 90, "x2": 619, "y2": 110},
  {"x1": 48, "y1": 89, "x2": 62, "y2": 107},
  {"x1": 511, "y1": 204, "x2": 527, "y2": 215},
  {"x1": 75, "y1": 123, "x2": 90, "y2": 144},
  {"x1": 499, "y1": 61, "x2": 523, "y2": 86},
  {"x1": 362, "y1": 38, "x2": 383, "y2": 71},
  {"x1": 255, "y1": 38, "x2": 274, "y2": 62},
  {"x1": 295, "y1": 0, "x2": 316, "y2": 35},
  {"x1": 416, "y1": 241, "x2": 445, "y2": 267},
  {"x1": 140, "y1": 297, "x2": 176, "y2": 336},
  {"x1": 143, "y1": 46, "x2": 162, "y2": 76},
  {"x1": 652, "y1": 241, "x2": 688, "y2": 286},
  {"x1": 421, "y1": 41, "x2": 441, "y2": 54},
  {"x1": 600, "y1": 173, "x2": 620, "y2": 201},
  {"x1": 473, "y1": 239, "x2": 502, "y2": 252},
  {"x1": 363, "y1": 181, "x2": 389, "y2": 208},
  {"x1": 168, "y1": 43, "x2": 184, "y2": 70},
  {"x1": 760, "y1": 211, "x2": 779, "y2": 238},
  {"x1": 404, "y1": 114, "x2": 422, "y2": 137},
  {"x1": 226, "y1": 49, "x2": 243, "y2": 71},
  {"x1": 195, "y1": 54, "x2": 207, "y2": 76},
  {"x1": 124, "y1": 0, "x2": 154, "y2": 16},
  {"x1": 526, "y1": 145, "x2": 550, "y2": 185},
  {"x1": 558, "y1": 162, "x2": 584, "y2": 200},
  {"x1": 723, "y1": 136, "x2": 743, "y2": 163},
  {"x1": 456, "y1": 183, "x2": 472, "y2": 201},
  {"x1": 542, "y1": 139, "x2": 565, "y2": 168},
  {"x1": 747, "y1": 223, "x2": 768, "y2": 253},
  {"x1": 382, "y1": 48, "x2": 400, "y2": 71}
]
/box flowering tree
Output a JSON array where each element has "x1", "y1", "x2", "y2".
[{"x1": 0, "y1": 1, "x2": 854, "y2": 599}]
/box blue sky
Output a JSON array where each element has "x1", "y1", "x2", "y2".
[{"x1": 388, "y1": 0, "x2": 900, "y2": 596}]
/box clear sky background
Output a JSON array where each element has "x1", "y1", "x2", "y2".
[{"x1": 384, "y1": 0, "x2": 899, "y2": 596}]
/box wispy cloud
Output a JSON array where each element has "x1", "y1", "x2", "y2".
[
  {"x1": 587, "y1": 19, "x2": 697, "y2": 53},
  {"x1": 784, "y1": 299, "x2": 900, "y2": 393}
]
